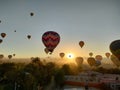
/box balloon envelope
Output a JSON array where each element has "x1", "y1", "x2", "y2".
[
  {"x1": 110, "y1": 40, "x2": 120, "y2": 60},
  {"x1": 0, "y1": 54, "x2": 4, "y2": 59},
  {"x1": 111, "y1": 54, "x2": 120, "y2": 67},
  {"x1": 42, "y1": 31, "x2": 60, "y2": 54},
  {"x1": 89, "y1": 52, "x2": 93, "y2": 57},
  {"x1": 27, "y1": 35, "x2": 31, "y2": 39},
  {"x1": 0, "y1": 39, "x2": 3, "y2": 44},
  {"x1": 44, "y1": 48, "x2": 49, "y2": 54},
  {"x1": 1, "y1": 33, "x2": 6, "y2": 38},
  {"x1": 87, "y1": 57, "x2": 96, "y2": 67},
  {"x1": 79, "y1": 41, "x2": 84, "y2": 48},
  {"x1": 30, "y1": 12, "x2": 34, "y2": 16},
  {"x1": 59, "y1": 52, "x2": 65, "y2": 58},
  {"x1": 105, "y1": 52, "x2": 110, "y2": 58},
  {"x1": 95, "y1": 55, "x2": 103, "y2": 61},
  {"x1": 75, "y1": 57, "x2": 84, "y2": 66},
  {"x1": 8, "y1": 55, "x2": 12, "y2": 59}
]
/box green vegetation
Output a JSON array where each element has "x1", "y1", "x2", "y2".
[{"x1": 0, "y1": 58, "x2": 120, "y2": 90}]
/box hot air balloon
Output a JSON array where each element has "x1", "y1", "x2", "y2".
[
  {"x1": 110, "y1": 40, "x2": 120, "y2": 60},
  {"x1": 89, "y1": 52, "x2": 93, "y2": 57},
  {"x1": 0, "y1": 20, "x2": 1, "y2": 23},
  {"x1": 75, "y1": 57, "x2": 84, "y2": 66},
  {"x1": 1, "y1": 33, "x2": 6, "y2": 38},
  {"x1": 111, "y1": 54, "x2": 120, "y2": 67},
  {"x1": 0, "y1": 54, "x2": 4, "y2": 59},
  {"x1": 42, "y1": 31, "x2": 60, "y2": 54},
  {"x1": 44, "y1": 48, "x2": 49, "y2": 54},
  {"x1": 30, "y1": 12, "x2": 34, "y2": 16},
  {"x1": 14, "y1": 30, "x2": 16, "y2": 32},
  {"x1": 59, "y1": 52, "x2": 65, "y2": 58},
  {"x1": 27, "y1": 35, "x2": 31, "y2": 39},
  {"x1": 95, "y1": 55, "x2": 103, "y2": 61},
  {"x1": 95, "y1": 60, "x2": 101, "y2": 67},
  {"x1": 105, "y1": 52, "x2": 110, "y2": 58},
  {"x1": 0, "y1": 39, "x2": 3, "y2": 44},
  {"x1": 79, "y1": 41, "x2": 84, "y2": 48},
  {"x1": 87, "y1": 57, "x2": 96, "y2": 67},
  {"x1": 8, "y1": 55, "x2": 12, "y2": 59},
  {"x1": 13, "y1": 54, "x2": 16, "y2": 56}
]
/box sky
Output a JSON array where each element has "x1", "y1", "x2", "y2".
[{"x1": 0, "y1": 0, "x2": 120, "y2": 58}]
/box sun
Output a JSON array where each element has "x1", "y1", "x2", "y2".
[{"x1": 66, "y1": 53, "x2": 74, "y2": 59}]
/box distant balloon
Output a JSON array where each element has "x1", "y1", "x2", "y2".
[
  {"x1": 0, "y1": 20, "x2": 1, "y2": 23},
  {"x1": 44, "y1": 48, "x2": 49, "y2": 54},
  {"x1": 111, "y1": 54, "x2": 120, "y2": 67},
  {"x1": 0, "y1": 39, "x2": 3, "y2": 44},
  {"x1": 105, "y1": 52, "x2": 110, "y2": 58},
  {"x1": 59, "y1": 52, "x2": 65, "y2": 58},
  {"x1": 75, "y1": 57, "x2": 84, "y2": 66},
  {"x1": 87, "y1": 57, "x2": 96, "y2": 67},
  {"x1": 1, "y1": 33, "x2": 6, "y2": 38},
  {"x1": 95, "y1": 60, "x2": 101, "y2": 67},
  {"x1": 89, "y1": 52, "x2": 93, "y2": 57},
  {"x1": 110, "y1": 40, "x2": 120, "y2": 60},
  {"x1": 79, "y1": 41, "x2": 84, "y2": 48},
  {"x1": 0, "y1": 54, "x2": 4, "y2": 59},
  {"x1": 8, "y1": 55, "x2": 12, "y2": 59},
  {"x1": 13, "y1": 54, "x2": 16, "y2": 56},
  {"x1": 42, "y1": 31, "x2": 60, "y2": 54},
  {"x1": 95, "y1": 55, "x2": 103, "y2": 61},
  {"x1": 30, "y1": 12, "x2": 34, "y2": 16},
  {"x1": 14, "y1": 30, "x2": 16, "y2": 32},
  {"x1": 27, "y1": 35, "x2": 31, "y2": 39}
]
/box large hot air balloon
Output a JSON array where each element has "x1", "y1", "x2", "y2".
[
  {"x1": 87, "y1": 57, "x2": 96, "y2": 67},
  {"x1": 79, "y1": 41, "x2": 84, "y2": 48},
  {"x1": 89, "y1": 52, "x2": 93, "y2": 57},
  {"x1": 1, "y1": 33, "x2": 6, "y2": 38},
  {"x1": 42, "y1": 31, "x2": 60, "y2": 54},
  {"x1": 105, "y1": 52, "x2": 110, "y2": 58},
  {"x1": 110, "y1": 40, "x2": 120, "y2": 60},
  {"x1": 27, "y1": 35, "x2": 31, "y2": 39},
  {"x1": 44, "y1": 48, "x2": 49, "y2": 54},
  {"x1": 0, "y1": 39, "x2": 3, "y2": 44},
  {"x1": 75, "y1": 57, "x2": 84, "y2": 66},
  {"x1": 0, "y1": 54, "x2": 4, "y2": 59},
  {"x1": 95, "y1": 55, "x2": 103, "y2": 61},
  {"x1": 111, "y1": 54, "x2": 120, "y2": 67},
  {"x1": 59, "y1": 52, "x2": 65, "y2": 58},
  {"x1": 8, "y1": 55, "x2": 12, "y2": 59}
]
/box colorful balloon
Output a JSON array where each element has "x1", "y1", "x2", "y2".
[
  {"x1": 95, "y1": 55, "x2": 103, "y2": 61},
  {"x1": 1, "y1": 33, "x2": 6, "y2": 38},
  {"x1": 79, "y1": 41, "x2": 84, "y2": 48},
  {"x1": 59, "y1": 52, "x2": 65, "y2": 58},
  {"x1": 105, "y1": 52, "x2": 110, "y2": 58},
  {"x1": 110, "y1": 40, "x2": 120, "y2": 60},
  {"x1": 75, "y1": 57, "x2": 84, "y2": 66},
  {"x1": 42, "y1": 31, "x2": 60, "y2": 54}
]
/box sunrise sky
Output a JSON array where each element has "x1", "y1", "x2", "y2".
[{"x1": 0, "y1": 0, "x2": 120, "y2": 58}]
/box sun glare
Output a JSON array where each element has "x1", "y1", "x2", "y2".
[{"x1": 66, "y1": 53, "x2": 74, "y2": 59}]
